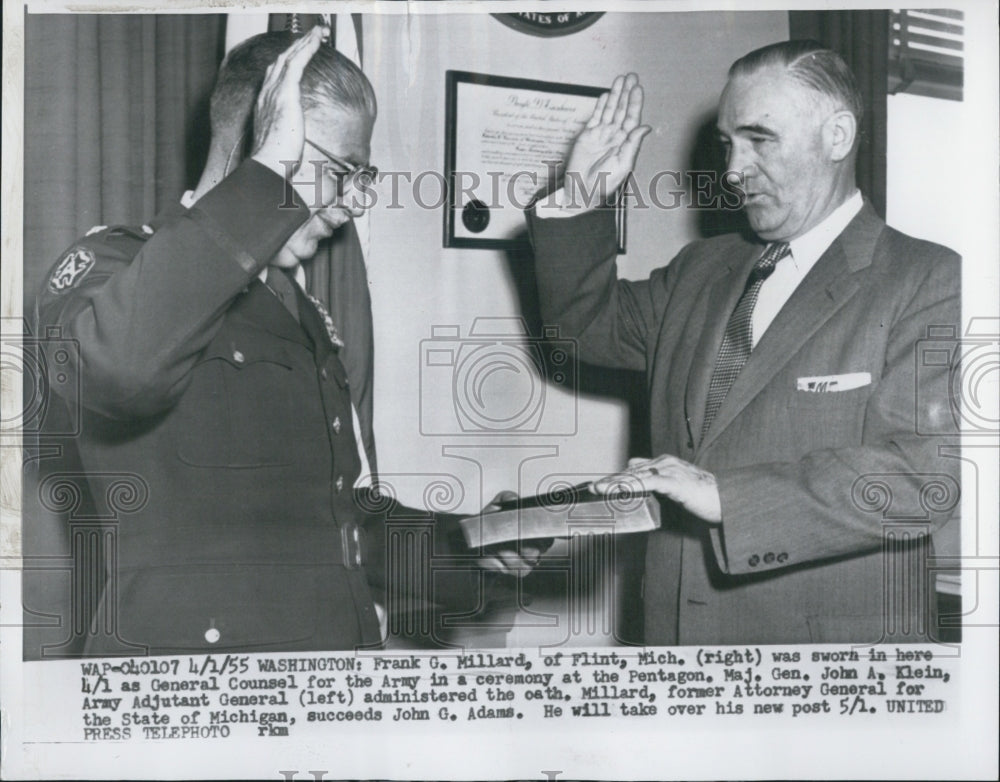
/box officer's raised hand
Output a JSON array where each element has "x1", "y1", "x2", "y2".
[
  {"x1": 563, "y1": 73, "x2": 651, "y2": 209},
  {"x1": 250, "y1": 26, "x2": 329, "y2": 193}
]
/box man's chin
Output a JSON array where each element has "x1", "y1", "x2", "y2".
[{"x1": 744, "y1": 208, "x2": 780, "y2": 240}]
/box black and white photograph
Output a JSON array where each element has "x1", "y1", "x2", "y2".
[{"x1": 1, "y1": 1, "x2": 997, "y2": 779}]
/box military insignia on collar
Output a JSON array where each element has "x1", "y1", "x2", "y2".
[
  {"x1": 305, "y1": 292, "x2": 345, "y2": 349},
  {"x1": 48, "y1": 246, "x2": 96, "y2": 294}
]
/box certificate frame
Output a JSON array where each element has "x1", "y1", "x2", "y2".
[{"x1": 443, "y1": 70, "x2": 626, "y2": 251}]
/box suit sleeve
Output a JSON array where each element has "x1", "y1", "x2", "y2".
[
  {"x1": 711, "y1": 252, "x2": 962, "y2": 574},
  {"x1": 526, "y1": 204, "x2": 676, "y2": 371},
  {"x1": 36, "y1": 160, "x2": 310, "y2": 419}
]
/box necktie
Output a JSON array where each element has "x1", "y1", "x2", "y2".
[
  {"x1": 265, "y1": 267, "x2": 344, "y2": 349},
  {"x1": 264, "y1": 266, "x2": 300, "y2": 323},
  {"x1": 701, "y1": 241, "x2": 790, "y2": 438}
]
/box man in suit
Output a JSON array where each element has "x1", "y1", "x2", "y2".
[
  {"x1": 525, "y1": 40, "x2": 960, "y2": 645},
  {"x1": 34, "y1": 28, "x2": 529, "y2": 656}
]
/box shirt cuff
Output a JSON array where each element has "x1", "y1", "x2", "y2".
[{"x1": 532, "y1": 186, "x2": 597, "y2": 219}]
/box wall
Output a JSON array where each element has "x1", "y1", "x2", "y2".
[
  {"x1": 886, "y1": 93, "x2": 967, "y2": 255},
  {"x1": 363, "y1": 11, "x2": 789, "y2": 514}
]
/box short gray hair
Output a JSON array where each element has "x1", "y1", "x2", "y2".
[{"x1": 729, "y1": 39, "x2": 863, "y2": 125}]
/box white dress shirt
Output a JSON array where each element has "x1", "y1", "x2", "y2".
[{"x1": 752, "y1": 190, "x2": 863, "y2": 346}]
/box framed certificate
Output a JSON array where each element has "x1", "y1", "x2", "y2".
[{"x1": 443, "y1": 70, "x2": 626, "y2": 251}]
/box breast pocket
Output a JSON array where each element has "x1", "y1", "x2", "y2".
[
  {"x1": 787, "y1": 385, "x2": 871, "y2": 451},
  {"x1": 175, "y1": 337, "x2": 303, "y2": 468}
]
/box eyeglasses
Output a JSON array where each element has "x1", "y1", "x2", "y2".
[{"x1": 304, "y1": 137, "x2": 378, "y2": 197}]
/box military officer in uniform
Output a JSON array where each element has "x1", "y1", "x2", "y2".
[{"x1": 35, "y1": 28, "x2": 531, "y2": 656}]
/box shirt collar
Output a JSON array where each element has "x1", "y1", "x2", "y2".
[
  {"x1": 786, "y1": 190, "x2": 864, "y2": 273},
  {"x1": 180, "y1": 191, "x2": 306, "y2": 289}
]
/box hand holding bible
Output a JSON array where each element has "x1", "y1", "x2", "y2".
[{"x1": 475, "y1": 491, "x2": 552, "y2": 578}]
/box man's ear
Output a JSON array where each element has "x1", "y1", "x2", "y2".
[{"x1": 824, "y1": 109, "x2": 857, "y2": 162}]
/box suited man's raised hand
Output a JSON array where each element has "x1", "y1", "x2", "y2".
[
  {"x1": 251, "y1": 26, "x2": 330, "y2": 185},
  {"x1": 591, "y1": 455, "x2": 722, "y2": 523},
  {"x1": 563, "y1": 73, "x2": 651, "y2": 210}
]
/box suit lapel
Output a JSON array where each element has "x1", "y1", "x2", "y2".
[
  {"x1": 696, "y1": 202, "x2": 885, "y2": 454},
  {"x1": 683, "y1": 241, "x2": 764, "y2": 444}
]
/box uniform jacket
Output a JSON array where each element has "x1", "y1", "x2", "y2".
[
  {"x1": 36, "y1": 161, "x2": 474, "y2": 656},
  {"x1": 527, "y1": 202, "x2": 961, "y2": 645}
]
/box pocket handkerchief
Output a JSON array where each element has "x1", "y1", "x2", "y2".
[{"x1": 796, "y1": 372, "x2": 871, "y2": 393}]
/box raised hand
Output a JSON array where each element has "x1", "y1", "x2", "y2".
[
  {"x1": 563, "y1": 73, "x2": 651, "y2": 209},
  {"x1": 250, "y1": 26, "x2": 330, "y2": 180}
]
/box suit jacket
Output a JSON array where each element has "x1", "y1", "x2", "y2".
[
  {"x1": 34, "y1": 160, "x2": 475, "y2": 657},
  {"x1": 527, "y1": 201, "x2": 961, "y2": 645}
]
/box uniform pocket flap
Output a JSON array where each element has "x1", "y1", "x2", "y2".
[
  {"x1": 118, "y1": 567, "x2": 318, "y2": 650},
  {"x1": 198, "y1": 338, "x2": 294, "y2": 370}
]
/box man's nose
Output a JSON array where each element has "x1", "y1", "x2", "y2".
[{"x1": 726, "y1": 146, "x2": 756, "y2": 181}]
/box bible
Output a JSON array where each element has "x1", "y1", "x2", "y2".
[{"x1": 460, "y1": 483, "x2": 661, "y2": 548}]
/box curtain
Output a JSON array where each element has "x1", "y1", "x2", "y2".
[
  {"x1": 788, "y1": 10, "x2": 890, "y2": 219},
  {"x1": 23, "y1": 14, "x2": 226, "y2": 303}
]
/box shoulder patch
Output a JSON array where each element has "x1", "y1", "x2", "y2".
[{"x1": 47, "y1": 246, "x2": 96, "y2": 294}]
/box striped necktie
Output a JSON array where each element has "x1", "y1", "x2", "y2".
[{"x1": 701, "y1": 242, "x2": 790, "y2": 438}]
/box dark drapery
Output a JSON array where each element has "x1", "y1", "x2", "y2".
[
  {"x1": 23, "y1": 14, "x2": 226, "y2": 302},
  {"x1": 789, "y1": 10, "x2": 890, "y2": 219}
]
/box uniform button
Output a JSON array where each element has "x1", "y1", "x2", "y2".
[
  {"x1": 204, "y1": 628, "x2": 220, "y2": 644},
  {"x1": 777, "y1": 552, "x2": 789, "y2": 564},
  {"x1": 748, "y1": 554, "x2": 760, "y2": 568},
  {"x1": 763, "y1": 552, "x2": 775, "y2": 564},
  {"x1": 332, "y1": 416, "x2": 341, "y2": 434},
  {"x1": 320, "y1": 367, "x2": 328, "y2": 380},
  {"x1": 335, "y1": 475, "x2": 345, "y2": 492},
  {"x1": 232, "y1": 350, "x2": 245, "y2": 364}
]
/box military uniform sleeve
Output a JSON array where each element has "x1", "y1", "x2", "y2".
[
  {"x1": 526, "y1": 204, "x2": 676, "y2": 372},
  {"x1": 36, "y1": 160, "x2": 310, "y2": 419}
]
